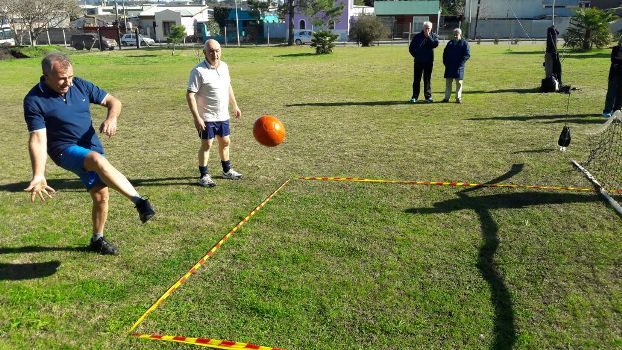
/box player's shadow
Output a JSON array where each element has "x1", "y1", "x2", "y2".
[
  {"x1": 467, "y1": 113, "x2": 602, "y2": 124},
  {"x1": 512, "y1": 148, "x2": 556, "y2": 154},
  {"x1": 0, "y1": 245, "x2": 84, "y2": 281},
  {"x1": 466, "y1": 88, "x2": 541, "y2": 94},
  {"x1": 406, "y1": 163, "x2": 600, "y2": 349},
  {"x1": 274, "y1": 53, "x2": 316, "y2": 58},
  {"x1": 0, "y1": 177, "x2": 197, "y2": 193},
  {"x1": 285, "y1": 100, "x2": 408, "y2": 107}
]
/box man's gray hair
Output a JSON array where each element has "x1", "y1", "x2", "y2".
[
  {"x1": 204, "y1": 38, "x2": 220, "y2": 50},
  {"x1": 453, "y1": 28, "x2": 462, "y2": 35},
  {"x1": 423, "y1": 21, "x2": 433, "y2": 28},
  {"x1": 42, "y1": 53, "x2": 72, "y2": 74}
]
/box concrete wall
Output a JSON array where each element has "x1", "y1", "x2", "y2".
[{"x1": 468, "y1": 17, "x2": 571, "y2": 39}]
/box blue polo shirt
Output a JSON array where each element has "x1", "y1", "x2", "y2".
[{"x1": 23, "y1": 76, "x2": 108, "y2": 164}]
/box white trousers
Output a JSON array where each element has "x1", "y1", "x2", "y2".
[{"x1": 444, "y1": 78, "x2": 464, "y2": 101}]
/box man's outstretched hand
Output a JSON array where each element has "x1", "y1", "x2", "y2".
[{"x1": 24, "y1": 176, "x2": 56, "y2": 202}]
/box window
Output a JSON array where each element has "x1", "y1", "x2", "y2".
[
  {"x1": 162, "y1": 21, "x2": 175, "y2": 36},
  {"x1": 299, "y1": 20, "x2": 306, "y2": 29}
]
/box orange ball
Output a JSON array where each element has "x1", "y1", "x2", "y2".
[{"x1": 253, "y1": 115, "x2": 286, "y2": 147}]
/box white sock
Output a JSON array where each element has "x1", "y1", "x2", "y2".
[{"x1": 92, "y1": 232, "x2": 103, "y2": 241}]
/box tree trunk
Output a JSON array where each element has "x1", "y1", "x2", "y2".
[
  {"x1": 287, "y1": 0, "x2": 295, "y2": 46},
  {"x1": 583, "y1": 28, "x2": 591, "y2": 51}
]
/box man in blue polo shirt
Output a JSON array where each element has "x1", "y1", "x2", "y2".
[{"x1": 23, "y1": 53, "x2": 156, "y2": 255}]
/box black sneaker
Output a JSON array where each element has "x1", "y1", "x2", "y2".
[
  {"x1": 88, "y1": 236, "x2": 119, "y2": 255},
  {"x1": 135, "y1": 197, "x2": 156, "y2": 223}
]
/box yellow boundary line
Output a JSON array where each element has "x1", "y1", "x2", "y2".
[{"x1": 129, "y1": 175, "x2": 602, "y2": 349}]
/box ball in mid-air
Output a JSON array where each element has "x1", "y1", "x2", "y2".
[{"x1": 253, "y1": 115, "x2": 286, "y2": 147}]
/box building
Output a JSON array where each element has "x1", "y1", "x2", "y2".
[
  {"x1": 374, "y1": 0, "x2": 440, "y2": 38},
  {"x1": 464, "y1": 0, "x2": 592, "y2": 39},
  {"x1": 286, "y1": 0, "x2": 374, "y2": 41},
  {"x1": 136, "y1": 5, "x2": 212, "y2": 41}
]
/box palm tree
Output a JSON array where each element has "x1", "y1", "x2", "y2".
[{"x1": 563, "y1": 8, "x2": 616, "y2": 51}]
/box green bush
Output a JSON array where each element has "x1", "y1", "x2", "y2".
[
  {"x1": 311, "y1": 30, "x2": 338, "y2": 54},
  {"x1": 349, "y1": 15, "x2": 389, "y2": 47},
  {"x1": 564, "y1": 8, "x2": 615, "y2": 51}
]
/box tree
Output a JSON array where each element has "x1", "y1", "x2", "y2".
[
  {"x1": 564, "y1": 7, "x2": 616, "y2": 51},
  {"x1": 349, "y1": 14, "x2": 389, "y2": 46},
  {"x1": 280, "y1": 0, "x2": 344, "y2": 46},
  {"x1": 440, "y1": 0, "x2": 465, "y2": 16},
  {"x1": 167, "y1": 24, "x2": 186, "y2": 55},
  {"x1": 0, "y1": 0, "x2": 81, "y2": 46},
  {"x1": 310, "y1": 30, "x2": 338, "y2": 54},
  {"x1": 213, "y1": 7, "x2": 230, "y2": 32},
  {"x1": 207, "y1": 20, "x2": 220, "y2": 36},
  {"x1": 247, "y1": 0, "x2": 275, "y2": 18}
]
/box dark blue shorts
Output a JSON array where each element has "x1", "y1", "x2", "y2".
[
  {"x1": 199, "y1": 120, "x2": 230, "y2": 140},
  {"x1": 57, "y1": 145, "x2": 105, "y2": 191}
]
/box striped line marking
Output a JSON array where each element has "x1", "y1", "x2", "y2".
[
  {"x1": 128, "y1": 179, "x2": 291, "y2": 335},
  {"x1": 296, "y1": 176, "x2": 621, "y2": 193},
  {"x1": 131, "y1": 333, "x2": 284, "y2": 350},
  {"x1": 129, "y1": 174, "x2": 613, "y2": 349}
]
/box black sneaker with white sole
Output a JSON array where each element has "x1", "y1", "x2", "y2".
[
  {"x1": 88, "y1": 236, "x2": 119, "y2": 255},
  {"x1": 135, "y1": 197, "x2": 156, "y2": 223}
]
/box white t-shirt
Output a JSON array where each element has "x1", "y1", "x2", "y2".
[{"x1": 187, "y1": 60, "x2": 231, "y2": 122}]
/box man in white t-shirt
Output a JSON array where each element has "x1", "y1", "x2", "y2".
[{"x1": 186, "y1": 39, "x2": 242, "y2": 187}]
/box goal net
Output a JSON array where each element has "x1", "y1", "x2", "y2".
[{"x1": 572, "y1": 110, "x2": 622, "y2": 217}]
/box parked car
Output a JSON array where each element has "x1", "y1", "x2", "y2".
[
  {"x1": 294, "y1": 30, "x2": 314, "y2": 45},
  {"x1": 120, "y1": 33, "x2": 155, "y2": 46},
  {"x1": 70, "y1": 33, "x2": 117, "y2": 51}
]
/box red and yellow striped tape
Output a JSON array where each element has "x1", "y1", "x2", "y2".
[
  {"x1": 130, "y1": 175, "x2": 613, "y2": 349},
  {"x1": 131, "y1": 333, "x2": 284, "y2": 350},
  {"x1": 296, "y1": 176, "x2": 620, "y2": 193},
  {"x1": 128, "y1": 179, "x2": 290, "y2": 334}
]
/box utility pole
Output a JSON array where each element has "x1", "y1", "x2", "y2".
[
  {"x1": 473, "y1": 0, "x2": 482, "y2": 40},
  {"x1": 114, "y1": 0, "x2": 122, "y2": 49},
  {"x1": 234, "y1": 0, "x2": 240, "y2": 46}
]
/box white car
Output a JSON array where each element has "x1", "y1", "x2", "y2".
[
  {"x1": 294, "y1": 30, "x2": 314, "y2": 45},
  {"x1": 120, "y1": 33, "x2": 155, "y2": 46}
]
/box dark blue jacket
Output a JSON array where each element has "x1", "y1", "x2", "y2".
[
  {"x1": 443, "y1": 39, "x2": 470, "y2": 79},
  {"x1": 609, "y1": 45, "x2": 622, "y2": 81},
  {"x1": 409, "y1": 31, "x2": 439, "y2": 63}
]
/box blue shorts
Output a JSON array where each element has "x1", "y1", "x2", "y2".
[
  {"x1": 57, "y1": 145, "x2": 104, "y2": 191},
  {"x1": 199, "y1": 120, "x2": 230, "y2": 140}
]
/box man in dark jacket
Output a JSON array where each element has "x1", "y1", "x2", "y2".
[
  {"x1": 442, "y1": 28, "x2": 470, "y2": 103},
  {"x1": 603, "y1": 36, "x2": 622, "y2": 117},
  {"x1": 409, "y1": 21, "x2": 439, "y2": 103}
]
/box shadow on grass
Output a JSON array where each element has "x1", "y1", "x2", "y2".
[
  {"x1": 406, "y1": 163, "x2": 600, "y2": 349},
  {"x1": 502, "y1": 50, "x2": 610, "y2": 59},
  {"x1": 562, "y1": 52, "x2": 610, "y2": 59},
  {"x1": 125, "y1": 54, "x2": 159, "y2": 58},
  {"x1": 466, "y1": 88, "x2": 541, "y2": 94},
  {"x1": 0, "y1": 246, "x2": 87, "y2": 280},
  {"x1": 0, "y1": 246, "x2": 85, "y2": 281},
  {"x1": 467, "y1": 113, "x2": 602, "y2": 124},
  {"x1": 286, "y1": 100, "x2": 409, "y2": 107},
  {"x1": 275, "y1": 53, "x2": 316, "y2": 58},
  {"x1": 0, "y1": 177, "x2": 197, "y2": 193},
  {"x1": 0, "y1": 261, "x2": 61, "y2": 281},
  {"x1": 512, "y1": 148, "x2": 556, "y2": 154}
]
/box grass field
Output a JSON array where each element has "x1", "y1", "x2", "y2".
[{"x1": 0, "y1": 43, "x2": 621, "y2": 349}]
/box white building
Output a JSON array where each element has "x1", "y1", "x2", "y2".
[
  {"x1": 463, "y1": 0, "x2": 592, "y2": 38},
  {"x1": 137, "y1": 5, "x2": 212, "y2": 41}
]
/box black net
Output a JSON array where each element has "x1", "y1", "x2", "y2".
[{"x1": 583, "y1": 111, "x2": 622, "y2": 190}]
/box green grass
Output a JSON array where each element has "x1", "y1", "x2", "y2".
[{"x1": 0, "y1": 43, "x2": 621, "y2": 349}]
